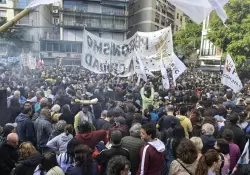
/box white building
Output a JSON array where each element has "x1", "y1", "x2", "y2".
[{"x1": 199, "y1": 15, "x2": 222, "y2": 72}]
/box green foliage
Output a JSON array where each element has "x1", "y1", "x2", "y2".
[
  {"x1": 173, "y1": 19, "x2": 202, "y2": 59},
  {"x1": 0, "y1": 18, "x2": 24, "y2": 40},
  {"x1": 207, "y1": 0, "x2": 250, "y2": 65}
]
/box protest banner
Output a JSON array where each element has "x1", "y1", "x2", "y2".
[{"x1": 221, "y1": 54, "x2": 243, "y2": 93}]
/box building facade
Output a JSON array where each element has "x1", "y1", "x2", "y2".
[
  {"x1": 199, "y1": 15, "x2": 222, "y2": 72},
  {"x1": 40, "y1": 0, "x2": 129, "y2": 65}
]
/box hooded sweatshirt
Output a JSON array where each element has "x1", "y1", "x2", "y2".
[
  {"x1": 176, "y1": 115, "x2": 193, "y2": 138},
  {"x1": 75, "y1": 130, "x2": 107, "y2": 150},
  {"x1": 137, "y1": 138, "x2": 165, "y2": 175},
  {"x1": 46, "y1": 133, "x2": 73, "y2": 153}
]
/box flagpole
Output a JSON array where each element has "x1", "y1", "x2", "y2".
[{"x1": 0, "y1": 8, "x2": 30, "y2": 32}]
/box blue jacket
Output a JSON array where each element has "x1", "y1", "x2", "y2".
[
  {"x1": 34, "y1": 115, "x2": 52, "y2": 148},
  {"x1": 15, "y1": 113, "x2": 36, "y2": 145}
]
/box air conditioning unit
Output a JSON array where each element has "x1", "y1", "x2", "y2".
[
  {"x1": 67, "y1": 53, "x2": 71, "y2": 57},
  {"x1": 52, "y1": 9, "x2": 59, "y2": 13}
]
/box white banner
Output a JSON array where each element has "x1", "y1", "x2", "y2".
[
  {"x1": 82, "y1": 27, "x2": 173, "y2": 77},
  {"x1": 167, "y1": 0, "x2": 228, "y2": 24},
  {"x1": 160, "y1": 52, "x2": 170, "y2": 90},
  {"x1": 170, "y1": 53, "x2": 187, "y2": 86},
  {"x1": 133, "y1": 55, "x2": 147, "y2": 82},
  {"x1": 221, "y1": 54, "x2": 243, "y2": 93}
]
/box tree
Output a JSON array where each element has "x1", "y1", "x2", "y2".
[
  {"x1": 207, "y1": 0, "x2": 250, "y2": 66},
  {"x1": 173, "y1": 19, "x2": 202, "y2": 63},
  {"x1": 0, "y1": 17, "x2": 24, "y2": 40}
]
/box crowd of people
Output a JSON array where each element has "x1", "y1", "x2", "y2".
[{"x1": 0, "y1": 65, "x2": 250, "y2": 175}]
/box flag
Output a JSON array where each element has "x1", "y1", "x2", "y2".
[
  {"x1": 170, "y1": 53, "x2": 187, "y2": 86},
  {"x1": 237, "y1": 140, "x2": 249, "y2": 164},
  {"x1": 26, "y1": 0, "x2": 60, "y2": 9},
  {"x1": 167, "y1": 0, "x2": 228, "y2": 24},
  {"x1": 133, "y1": 55, "x2": 147, "y2": 82},
  {"x1": 221, "y1": 54, "x2": 243, "y2": 93},
  {"x1": 208, "y1": 0, "x2": 228, "y2": 23},
  {"x1": 160, "y1": 53, "x2": 170, "y2": 90}
]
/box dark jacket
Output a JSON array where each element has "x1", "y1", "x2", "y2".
[
  {"x1": 34, "y1": 115, "x2": 52, "y2": 149},
  {"x1": 110, "y1": 125, "x2": 129, "y2": 137},
  {"x1": 66, "y1": 160, "x2": 98, "y2": 175},
  {"x1": 15, "y1": 113, "x2": 36, "y2": 145},
  {"x1": 60, "y1": 111, "x2": 74, "y2": 125},
  {"x1": 75, "y1": 130, "x2": 107, "y2": 150},
  {"x1": 234, "y1": 164, "x2": 250, "y2": 175},
  {"x1": 122, "y1": 135, "x2": 144, "y2": 175},
  {"x1": 95, "y1": 118, "x2": 112, "y2": 131},
  {"x1": 158, "y1": 114, "x2": 180, "y2": 131},
  {"x1": 13, "y1": 153, "x2": 42, "y2": 175},
  {"x1": 201, "y1": 135, "x2": 216, "y2": 154},
  {"x1": 0, "y1": 143, "x2": 18, "y2": 175},
  {"x1": 124, "y1": 112, "x2": 134, "y2": 128},
  {"x1": 95, "y1": 145, "x2": 130, "y2": 175},
  {"x1": 220, "y1": 123, "x2": 246, "y2": 152}
]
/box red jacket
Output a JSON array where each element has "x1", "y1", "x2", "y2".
[
  {"x1": 75, "y1": 130, "x2": 107, "y2": 150},
  {"x1": 137, "y1": 139, "x2": 165, "y2": 175}
]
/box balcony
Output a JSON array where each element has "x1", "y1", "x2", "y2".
[
  {"x1": 201, "y1": 49, "x2": 217, "y2": 57},
  {"x1": 40, "y1": 33, "x2": 60, "y2": 40},
  {"x1": 16, "y1": 19, "x2": 35, "y2": 26},
  {"x1": 62, "y1": 20, "x2": 128, "y2": 31}
]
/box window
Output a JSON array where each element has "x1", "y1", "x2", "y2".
[
  {"x1": 53, "y1": 43, "x2": 59, "y2": 52},
  {"x1": 180, "y1": 16, "x2": 183, "y2": 22},
  {"x1": 177, "y1": 13, "x2": 179, "y2": 19},
  {"x1": 40, "y1": 42, "x2": 46, "y2": 51},
  {"x1": 155, "y1": 13, "x2": 160, "y2": 23},
  {"x1": 0, "y1": 10, "x2": 6, "y2": 17},
  {"x1": 60, "y1": 43, "x2": 66, "y2": 52},
  {"x1": 71, "y1": 43, "x2": 78, "y2": 52},
  {"x1": 47, "y1": 43, "x2": 53, "y2": 51},
  {"x1": 66, "y1": 43, "x2": 71, "y2": 52},
  {"x1": 53, "y1": 18, "x2": 59, "y2": 25},
  {"x1": 0, "y1": 0, "x2": 7, "y2": 4},
  {"x1": 175, "y1": 25, "x2": 178, "y2": 31},
  {"x1": 18, "y1": 0, "x2": 29, "y2": 8},
  {"x1": 155, "y1": 25, "x2": 159, "y2": 31}
]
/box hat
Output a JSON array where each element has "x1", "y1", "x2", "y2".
[{"x1": 6, "y1": 123, "x2": 17, "y2": 128}]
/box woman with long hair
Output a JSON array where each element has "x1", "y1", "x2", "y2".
[
  {"x1": 66, "y1": 144, "x2": 98, "y2": 175},
  {"x1": 57, "y1": 138, "x2": 81, "y2": 173},
  {"x1": 13, "y1": 142, "x2": 42, "y2": 175},
  {"x1": 34, "y1": 151, "x2": 64, "y2": 175},
  {"x1": 60, "y1": 104, "x2": 74, "y2": 125},
  {"x1": 195, "y1": 149, "x2": 222, "y2": 175}
]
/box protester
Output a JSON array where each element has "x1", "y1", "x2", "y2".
[
  {"x1": 195, "y1": 149, "x2": 221, "y2": 175},
  {"x1": 15, "y1": 106, "x2": 36, "y2": 145},
  {"x1": 49, "y1": 120, "x2": 67, "y2": 140},
  {"x1": 0, "y1": 133, "x2": 19, "y2": 175},
  {"x1": 57, "y1": 138, "x2": 81, "y2": 173},
  {"x1": 222, "y1": 129, "x2": 241, "y2": 173},
  {"x1": 169, "y1": 138, "x2": 198, "y2": 175},
  {"x1": 0, "y1": 124, "x2": 15, "y2": 144},
  {"x1": 214, "y1": 139, "x2": 230, "y2": 175},
  {"x1": 110, "y1": 116, "x2": 129, "y2": 137},
  {"x1": 95, "y1": 110, "x2": 112, "y2": 130},
  {"x1": 175, "y1": 106, "x2": 193, "y2": 138},
  {"x1": 201, "y1": 123, "x2": 216, "y2": 154},
  {"x1": 95, "y1": 130, "x2": 130, "y2": 175},
  {"x1": 190, "y1": 137, "x2": 203, "y2": 160},
  {"x1": 60, "y1": 104, "x2": 74, "y2": 125},
  {"x1": 66, "y1": 144, "x2": 98, "y2": 175},
  {"x1": 121, "y1": 123, "x2": 144, "y2": 175},
  {"x1": 46, "y1": 124, "x2": 74, "y2": 153},
  {"x1": 75, "y1": 121, "x2": 107, "y2": 150},
  {"x1": 12, "y1": 142, "x2": 42, "y2": 175},
  {"x1": 34, "y1": 108, "x2": 52, "y2": 152},
  {"x1": 137, "y1": 123, "x2": 165, "y2": 175},
  {"x1": 106, "y1": 155, "x2": 131, "y2": 175},
  {"x1": 34, "y1": 151, "x2": 64, "y2": 175}
]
